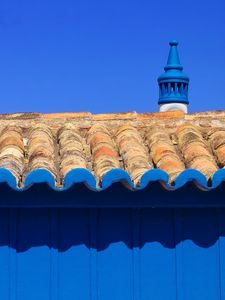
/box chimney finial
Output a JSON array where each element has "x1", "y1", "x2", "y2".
[{"x1": 158, "y1": 41, "x2": 189, "y2": 113}]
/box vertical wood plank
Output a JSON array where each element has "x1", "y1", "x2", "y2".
[
  {"x1": 181, "y1": 208, "x2": 220, "y2": 300},
  {"x1": 58, "y1": 209, "x2": 90, "y2": 300},
  {"x1": 50, "y1": 208, "x2": 59, "y2": 300},
  {"x1": 89, "y1": 208, "x2": 98, "y2": 300},
  {"x1": 97, "y1": 209, "x2": 133, "y2": 300},
  {"x1": 0, "y1": 209, "x2": 9, "y2": 298},
  {"x1": 16, "y1": 209, "x2": 51, "y2": 300},
  {"x1": 218, "y1": 208, "x2": 225, "y2": 300},
  {"x1": 132, "y1": 208, "x2": 141, "y2": 300},
  {"x1": 174, "y1": 208, "x2": 184, "y2": 300},
  {"x1": 140, "y1": 208, "x2": 177, "y2": 300},
  {"x1": 9, "y1": 208, "x2": 17, "y2": 300}
]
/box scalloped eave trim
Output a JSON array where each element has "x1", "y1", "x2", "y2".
[{"x1": 0, "y1": 167, "x2": 224, "y2": 192}]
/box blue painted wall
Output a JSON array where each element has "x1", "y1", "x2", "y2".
[{"x1": 0, "y1": 185, "x2": 224, "y2": 299}]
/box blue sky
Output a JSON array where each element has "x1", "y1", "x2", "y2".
[{"x1": 0, "y1": 0, "x2": 224, "y2": 114}]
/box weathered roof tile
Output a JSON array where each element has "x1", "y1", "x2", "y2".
[
  {"x1": 115, "y1": 125, "x2": 153, "y2": 185},
  {"x1": 27, "y1": 124, "x2": 57, "y2": 179},
  {"x1": 0, "y1": 126, "x2": 24, "y2": 183},
  {"x1": 176, "y1": 124, "x2": 218, "y2": 179},
  {"x1": 88, "y1": 124, "x2": 120, "y2": 184},
  {"x1": 0, "y1": 110, "x2": 224, "y2": 190},
  {"x1": 146, "y1": 126, "x2": 185, "y2": 183},
  {"x1": 58, "y1": 123, "x2": 87, "y2": 179},
  {"x1": 208, "y1": 129, "x2": 225, "y2": 167}
]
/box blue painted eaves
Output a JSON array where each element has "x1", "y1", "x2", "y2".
[{"x1": 0, "y1": 167, "x2": 225, "y2": 191}]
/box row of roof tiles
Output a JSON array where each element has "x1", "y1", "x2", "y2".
[{"x1": 0, "y1": 110, "x2": 225, "y2": 191}]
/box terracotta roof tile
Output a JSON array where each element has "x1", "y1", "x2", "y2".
[
  {"x1": 58, "y1": 123, "x2": 87, "y2": 179},
  {"x1": 176, "y1": 124, "x2": 218, "y2": 180},
  {"x1": 0, "y1": 110, "x2": 224, "y2": 190},
  {"x1": 0, "y1": 126, "x2": 24, "y2": 183},
  {"x1": 88, "y1": 124, "x2": 120, "y2": 185},
  {"x1": 27, "y1": 124, "x2": 57, "y2": 179},
  {"x1": 208, "y1": 129, "x2": 225, "y2": 167},
  {"x1": 146, "y1": 126, "x2": 185, "y2": 183},
  {"x1": 115, "y1": 125, "x2": 152, "y2": 185}
]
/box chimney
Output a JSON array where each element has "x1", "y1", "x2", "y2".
[{"x1": 158, "y1": 41, "x2": 189, "y2": 113}]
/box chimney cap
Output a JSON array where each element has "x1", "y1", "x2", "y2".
[{"x1": 158, "y1": 41, "x2": 190, "y2": 107}]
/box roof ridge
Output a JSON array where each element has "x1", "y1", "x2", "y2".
[
  {"x1": 0, "y1": 110, "x2": 225, "y2": 124},
  {"x1": 41, "y1": 110, "x2": 185, "y2": 121}
]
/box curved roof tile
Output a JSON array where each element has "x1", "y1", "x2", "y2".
[{"x1": 0, "y1": 110, "x2": 224, "y2": 191}]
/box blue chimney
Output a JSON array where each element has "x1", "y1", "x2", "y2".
[{"x1": 158, "y1": 41, "x2": 189, "y2": 113}]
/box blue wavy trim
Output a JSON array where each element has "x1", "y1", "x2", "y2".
[
  {"x1": 172, "y1": 169, "x2": 209, "y2": 191},
  {"x1": 63, "y1": 168, "x2": 97, "y2": 191},
  {"x1": 0, "y1": 168, "x2": 18, "y2": 190},
  {"x1": 0, "y1": 167, "x2": 225, "y2": 191},
  {"x1": 25, "y1": 169, "x2": 56, "y2": 190},
  {"x1": 138, "y1": 169, "x2": 169, "y2": 190},
  {"x1": 101, "y1": 169, "x2": 134, "y2": 190}
]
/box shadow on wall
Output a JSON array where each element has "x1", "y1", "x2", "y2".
[
  {"x1": 0, "y1": 204, "x2": 223, "y2": 252},
  {"x1": 1, "y1": 181, "x2": 225, "y2": 206}
]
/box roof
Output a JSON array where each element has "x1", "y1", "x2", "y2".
[{"x1": 1, "y1": 110, "x2": 225, "y2": 191}]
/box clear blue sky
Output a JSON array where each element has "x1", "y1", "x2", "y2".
[{"x1": 0, "y1": 0, "x2": 224, "y2": 114}]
